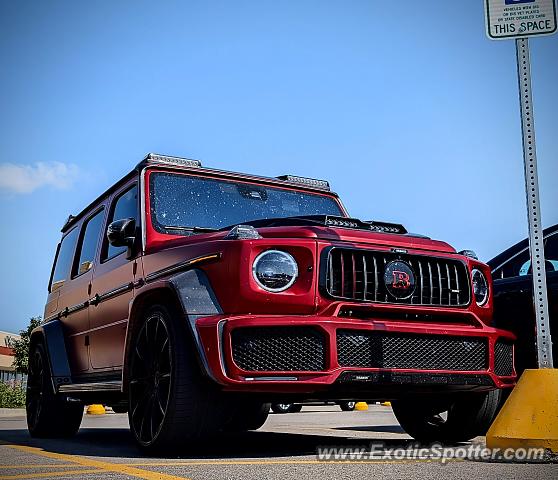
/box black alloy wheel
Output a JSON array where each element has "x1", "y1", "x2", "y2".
[
  {"x1": 129, "y1": 310, "x2": 172, "y2": 446},
  {"x1": 128, "y1": 304, "x2": 229, "y2": 453}
]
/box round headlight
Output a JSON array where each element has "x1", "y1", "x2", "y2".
[
  {"x1": 253, "y1": 250, "x2": 298, "y2": 292},
  {"x1": 472, "y1": 268, "x2": 489, "y2": 306}
]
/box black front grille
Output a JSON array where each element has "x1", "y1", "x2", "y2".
[
  {"x1": 337, "y1": 330, "x2": 487, "y2": 371},
  {"x1": 324, "y1": 248, "x2": 470, "y2": 307},
  {"x1": 231, "y1": 327, "x2": 325, "y2": 372},
  {"x1": 494, "y1": 341, "x2": 514, "y2": 376}
]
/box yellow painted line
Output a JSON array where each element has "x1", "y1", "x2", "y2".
[
  {"x1": 4, "y1": 445, "x2": 190, "y2": 480},
  {"x1": 126, "y1": 458, "x2": 446, "y2": 466},
  {"x1": 0, "y1": 466, "x2": 83, "y2": 470},
  {"x1": 0, "y1": 469, "x2": 101, "y2": 480}
]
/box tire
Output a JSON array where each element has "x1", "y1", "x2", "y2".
[
  {"x1": 26, "y1": 342, "x2": 83, "y2": 438},
  {"x1": 339, "y1": 401, "x2": 356, "y2": 412},
  {"x1": 271, "y1": 403, "x2": 294, "y2": 414},
  {"x1": 127, "y1": 304, "x2": 227, "y2": 454},
  {"x1": 288, "y1": 404, "x2": 303, "y2": 413},
  {"x1": 391, "y1": 389, "x2": 502, "y2": 443},
  {"x1": 224, "y1": 401, "x2": 271, "y2": 432}
]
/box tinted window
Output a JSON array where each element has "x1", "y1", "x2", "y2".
[
  {"x1": 494, "y1": 233, "x2": 558, "y2": 279},
  {"x1": 50, "y1": 228, "x2": 79, "y2": 292},
  {"x1": 74, "y1": 210, "x2": 105, "y2": 277},
  {"x1": 104, "y1": 185, "x2": 138, "y2": 260},
  {"x1": 150, "y1": 173, "x2": 343, "y2": 233}
]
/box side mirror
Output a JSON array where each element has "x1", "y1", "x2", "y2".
[{"x1": 107, "y1": 218, "x2": 136, "y2": 248}]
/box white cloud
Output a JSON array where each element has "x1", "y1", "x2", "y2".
[{"x1": 0, "y1": 162, "x2": 80, "y2": 194}]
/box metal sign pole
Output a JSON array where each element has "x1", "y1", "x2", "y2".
[{"x1": 515, "y1": 37, "x2": 553, "y2": 369}]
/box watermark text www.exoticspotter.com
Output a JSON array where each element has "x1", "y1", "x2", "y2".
[{"x1": 316, "y1": 443, "x2": 545, "y2": 464}]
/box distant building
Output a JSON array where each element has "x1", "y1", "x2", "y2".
[{"x1": 0, "y1": 331, "x2": 24, "y2": 383}]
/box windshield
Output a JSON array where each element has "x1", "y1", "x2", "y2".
[{"x1": 149, "y1": 172, "x2": 344, "y2": 233}]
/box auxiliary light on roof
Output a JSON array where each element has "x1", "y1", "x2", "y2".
[
  {"x1": 145, "y1": 153, "x2": 202, "y2": 168},
  {"x1": 276, "y1": 175, "x2": 330, "y2": 191}
]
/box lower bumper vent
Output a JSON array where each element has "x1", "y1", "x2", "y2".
[
  {"x1": 494, "y1": 341, "x2": 514, "y2": 376},
  {"x1": 231, "y1": 327, "x2": 326, "y2": 372},
  {"x1": 337, "y1": 330, "x2": 488, "y2": 371}
]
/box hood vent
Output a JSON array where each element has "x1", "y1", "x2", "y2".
[{"x1": 324, "y1": 216, "x2": 407, "y2": 235}]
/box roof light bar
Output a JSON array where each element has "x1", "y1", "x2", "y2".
[
  {"x1": 276, "y1": 175, "x2": 330, "y2": 191},
  {"x1": 145, "y1": 153, "x2": 202, "y2": 168}
]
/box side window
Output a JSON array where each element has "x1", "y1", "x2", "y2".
[
  {"x1": 49, "y1": 228, "x2": 79, "y2": 292},
  {"x1": 493, "y1": 248, "x2": 531, "y2": 279},
  {"x1": 74, "y1": 209, "x2": 105, "y2": 277},
  {"x1": 103, "y1": 185, "x2": 138, "y2": 261}
]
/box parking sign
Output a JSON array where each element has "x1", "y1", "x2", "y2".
[{"x1": 485, "y1": 0, "x2": 557, "y2": 39}]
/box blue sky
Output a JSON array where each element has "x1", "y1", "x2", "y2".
[{"x1": 0, "y1": 0, "x2": 556, "y2": 333}]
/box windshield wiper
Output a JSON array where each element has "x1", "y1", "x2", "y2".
[{"x1": 162, "y1": 225, "x2": 219, "y2": 234}]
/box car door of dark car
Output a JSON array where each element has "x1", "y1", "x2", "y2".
[
  {"x1": 493, "y1": 275, "x2": 536, "y2": 373},
  {"x1": 88, "y1": 183, "x2": 139, "y2": 370},
  {"x1": 492, "y1": 231, "x2": 558, "y2": 373},
  {"x1": 543, "y1": 234, "x2": 558, "y2": 362}
]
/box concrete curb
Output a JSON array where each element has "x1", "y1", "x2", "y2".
[{"x1": 0, "y1": 408, "x2": 26, "y2": 417}]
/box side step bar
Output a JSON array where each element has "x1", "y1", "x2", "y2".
[{"x1": 58, "y1": 380, "x2": 122, "y2": 393}]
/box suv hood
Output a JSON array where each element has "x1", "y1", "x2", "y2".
[
  {"x1": 256, "y1": 225, "x2": 456, "y2": 254},
  {"x1": 156, "y1": 216, "x2": 456, "y2": 255},
  {"x1": 219, "y1": 215, "x2": 455, "y2": 254},
  {"x1": 219, "y1": 215, "x2": 455, "y2": 253}
]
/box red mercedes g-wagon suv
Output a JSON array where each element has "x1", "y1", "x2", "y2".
[{"x1": 27, "y1": 153, "x2": 516, "y2": 453}]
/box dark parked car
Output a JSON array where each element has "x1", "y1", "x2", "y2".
[
  {"x1": 489, "y1": 224, "x2": 558, "y2": 375},
  {"x1": 27, "y1": 153, "x2": 516, "y2": 453}
]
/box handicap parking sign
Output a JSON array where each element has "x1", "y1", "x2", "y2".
[
  {"x1": 505, "y1": 0, "x2": 535, "y2": 5},
  {"x1": 485, "y1": 0, "x2": 557, "y2": 39}
]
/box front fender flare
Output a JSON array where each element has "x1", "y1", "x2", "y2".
[{"x1": 126, "y1": 268, "x2": 222, "y2": 384}]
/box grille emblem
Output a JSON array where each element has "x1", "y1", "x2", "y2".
[{"x1": 384, "y1": 260, "x2": 416, "y2": 299}]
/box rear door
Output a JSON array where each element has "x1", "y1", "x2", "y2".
[
  {"x1": 57, "y1": 208, "x2": 106, "y2": 373},
  {"x1": 47, "y1": 226, "x2": 89, "y2": 373}
]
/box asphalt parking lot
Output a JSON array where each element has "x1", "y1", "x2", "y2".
[{"x1": 0, "y1": 405, "x2": 556, "y2": 480}]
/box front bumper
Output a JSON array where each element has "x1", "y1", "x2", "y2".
[{"x1": 196, "y1": 313, "x2": 516, "y2": 397}]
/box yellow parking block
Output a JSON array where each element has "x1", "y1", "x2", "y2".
[
  {"x1": 380, "y1": 401, "x2": 391, "y2": 407},
  {"x1": 486, "y1": 369, "x2": 558, "y2": 453},
  {"x1": 355, "y1": 402, "x2": 368, "y2": 411},
  {"x1": 86, "y1": 404, "x2": 106, "y2": 415}
]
